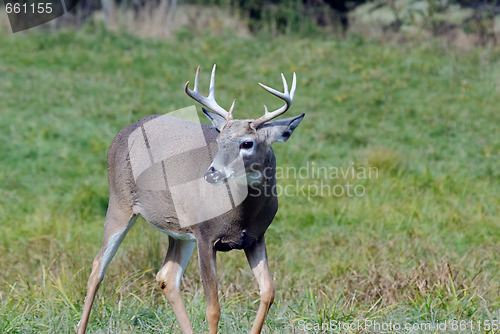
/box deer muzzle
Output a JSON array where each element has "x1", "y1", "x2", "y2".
[{"x1": 205, "y1": 166, "x2": 225, "y2": 184}]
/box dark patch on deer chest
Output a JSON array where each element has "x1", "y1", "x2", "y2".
[{"x1": 213, "y1": 230, "x2": 255, "y2": 252}]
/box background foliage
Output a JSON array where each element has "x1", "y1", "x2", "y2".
[{"x1": 51, "y1": 0, "x2": 500, "y2": 42}]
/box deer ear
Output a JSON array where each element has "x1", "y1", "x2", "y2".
[
  {"x1": 260, "y1": 113, "x2": 305, "y2": 143},
  {"x1": 202, "y1": 108, "x2": 226, "y2": 132}
]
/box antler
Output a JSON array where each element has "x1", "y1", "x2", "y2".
[
  {"x1": 185, "y1": 65, "x2": 236, "y2": 122},
  {"x1": 251, "y1": 72, "x2": 296, "y2": 128}
]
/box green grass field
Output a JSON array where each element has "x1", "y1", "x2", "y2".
[{"x1": 0, "y1": 27, "x2": 499, "y2": 333}]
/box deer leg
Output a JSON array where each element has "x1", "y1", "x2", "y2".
[
  {"x1": 77, "y1": 204, "x2": 137, "y2": 334},
  {"x1": 245, "y1": 236, "x2": 275, "y2": 334},
  {"x1": 156, "y1": 236, "x2": 195, "y2": 334},
  {"x1": 197, "y1": 240, "x2": 220, "y2": 334}
]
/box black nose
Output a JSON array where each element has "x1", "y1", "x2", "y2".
[{"x1": 205, "y1": 166, "x2": 224, "y2": 184}]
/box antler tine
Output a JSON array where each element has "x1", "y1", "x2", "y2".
[
  {"x1": 209, "y1": 64, "x2": 216, "y2": 98},
  {"x1": 184, "y1": 65, "x2": 233, "y2": 121},
  {"x1": 251, "y1": 72, "x2": 296, "y2": 128},
  {"x1": 193, "y1": 65, "x2": 200, "y2": 92},
  {"x1": 228, "y1": 99, "x2": 236, "y2": 121},
  {"x1": 290, "y1": 72, "x2": 297, "y2": 99}
]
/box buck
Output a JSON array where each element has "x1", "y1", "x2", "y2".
[{"x1": 77, "y1": 65, "x2": 305, "y2": 334}]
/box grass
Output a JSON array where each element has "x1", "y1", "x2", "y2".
[{"x1": 0, "y1": 26, "x2": 499, "y2": 333}]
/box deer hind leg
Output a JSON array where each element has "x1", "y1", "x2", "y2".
[
  {"x1": 245, "y1": 236, "x2": 275, "y2": 334},
  {"x1": 156, "y1": 236, "x2": 196, "y2": 334},
  {"x1": 77, "y1": 201, "x2": 137, "y2": 334}
]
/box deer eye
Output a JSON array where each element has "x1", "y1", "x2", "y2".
[{"x1": 240, "y1": 141, "x2": 254, "y2": 150}]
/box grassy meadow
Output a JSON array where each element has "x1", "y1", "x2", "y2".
[{"x1": 0, "y1": 27, "x2": 499, "y2": 333}]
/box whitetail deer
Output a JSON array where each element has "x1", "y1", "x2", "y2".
[{"x1": 77, "y1": 65, "x2": 304, "y2": 334}]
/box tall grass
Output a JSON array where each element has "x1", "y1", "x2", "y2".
[{"x1": 0, "y1": 28, "x2": 499, "y2": 332}]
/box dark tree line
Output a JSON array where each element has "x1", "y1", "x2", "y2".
[{"x1": 64, "y1": 0, "x2": 500, "y2": 37}]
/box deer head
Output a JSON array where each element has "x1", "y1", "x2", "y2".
[{"x1": 185, "y1": 65, "x2": 305, "y2": 186}]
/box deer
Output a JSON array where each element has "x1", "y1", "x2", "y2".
[{"x1": 77, "y1": 65, "x2": 305, "y2": 334}]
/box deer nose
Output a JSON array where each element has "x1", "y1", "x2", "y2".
[{"x1": 205, "y1": 166, "x2": 224, "y2": 184}]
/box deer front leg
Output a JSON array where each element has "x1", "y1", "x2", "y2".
[
  {"x1": 245, "y1": 236, "x2": 275, "y2": 334},
  {"x1": 156, "y1": 236, "x2": 195, "y2": 334},
  {"x1": 197, "y1": 240, "x2": 220, "y2": 334}
]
